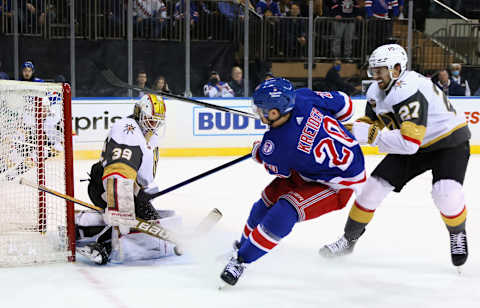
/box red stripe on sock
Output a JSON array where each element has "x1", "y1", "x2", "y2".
[
  {"x1": 251, "y1": 227, "x2": 277, "y2": 250},
  {"x1": 354, "y1": 201, "x2": 375, "y2": 213},
  {"x1": 442, "y1": 206, "x2": 466, "y2": 219}
]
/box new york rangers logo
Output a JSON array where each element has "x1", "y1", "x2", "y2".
[{"x1": 262, "y1": 140, "x2": 275, "y2": 155}]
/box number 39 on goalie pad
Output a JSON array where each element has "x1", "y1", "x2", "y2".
[{"x1": 105, "y1": 177, "x2": 136, "y2": 234}]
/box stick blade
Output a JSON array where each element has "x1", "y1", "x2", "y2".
[{"x1": 194, "y1": 208, "x2": 223, "y2": 234}]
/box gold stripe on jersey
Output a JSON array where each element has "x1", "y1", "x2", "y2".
[
  {"x1": 349, "y1": 202, "x2": 375, "y2": 224},
  {"x1": 421, "y1": 122, "x2": 468, "y2": 148},
  {"x1": 103, "y1": 162, "x2": 137, "y2": 180},
  {"x1": 106, "y1": 178, "x2": 117, "y2": 210},
  {"x1": 442, "y1": 207, "x2": 467, "y2": 227},
  {"x1": 400, "y1": 121, "x2": 426, "y2": 144}
]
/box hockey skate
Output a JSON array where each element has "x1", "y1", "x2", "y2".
[
  {"x1": 319, "y1": 235, "x2": 358, "y2": 258},
  {"x1": 220, "y1": 255, "x2": 246, "y2": 286},
  {"x1": 449, "y1": 230, "x2": 468, "y2": 267},
  {"x1": 77, "y1": 242, "x2": 111, "y2": 265}
]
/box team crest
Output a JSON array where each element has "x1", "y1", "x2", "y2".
[
  {"x1": 124, "y1": 124, "x2": 136, "y2": 134},
  {"x1": 262, "y1": 140, "x2": 275, "y2": 155}
]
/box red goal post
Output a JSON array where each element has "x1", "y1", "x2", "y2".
[{"x1": 0, "y1": 80, "x2": 75, "y2": 266}]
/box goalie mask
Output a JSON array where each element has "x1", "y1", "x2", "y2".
[
  {"x1": 367, "y1": 44, "x2": 408, "y2": 89},
  {"x1": 134, "y1": 94, "x2": 166, "y2": 135}
]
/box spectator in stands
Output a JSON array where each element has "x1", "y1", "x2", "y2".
[
  {"x1": 325, "y1": 59, "x2": 356, "y2": 95},
  {"x1": 328, "y1": 0, "x2": 363, "y2": 61},
  {"x1": 218, "y1": 0, "x2": 244, "y2": 39},
  {"x1": 152, "y1": 75, "x2": 170, "y2": 93},
  {"x1": 365, "y1": 0, "x2": 399, "y2": 53},
  {"x1": 20, "y1": 61, "x2": 43, "y2": 82},
  {"x1": 203, "y1": 70, "x2": 234, "y2": 98},
  {"x1": 256, "y1": 0, "x2": 281, "y2": 16},
  {"x1": 132, "y1": 0, "x2": 168, "y2": 38},
  {"x1": 398, "y1": 0, "x2": 404, "y2": 19},
  {"x1": 279, "y1": 0, "x2": 291, "y2": 16},
  {"x1": 413, "y1": 0, "x2": 430, "y2": 32},
  {"x1": 449, "y1": 63, "x2": 471, "y2": 96},
  {"x1": 134, "y1": 70, "x2": 149, "y2": 97},
  {"x1": 474, "y1": 87, "x2": 480, "y2": 96},
  {"x1": 434, "y1": 70, "x2": 466, "y2": 96},
  {"x1": 174, "y1": 0, "x2": 200, "y2": 25},
  {"x1": 228, "y1": 66, "x2": 245, "y2": 97},
  {"x1": 0, "y1": 60, "x2": 9, "y2": 80},
  {"x1": 280, "y1": 3, "x2": 307, "y2": 57},
  {"x1": 218, "y1": 0, "x2": 244, "y2": 21}
]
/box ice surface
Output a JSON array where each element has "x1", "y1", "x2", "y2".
[{"x1": 1, "y1": 155, "x2": 479, "y2": 308}]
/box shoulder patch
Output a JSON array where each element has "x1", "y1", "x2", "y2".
[
  {"x1": 262, "y1": 140, "x2": 275, "y2": 155},
  {"x1": 123, "y1": 123, "x2": 136, "y2": 134}
]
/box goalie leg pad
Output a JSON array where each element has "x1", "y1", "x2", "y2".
[{"x1": 105, "y1": 177, "x2": 136, "y2": 234}]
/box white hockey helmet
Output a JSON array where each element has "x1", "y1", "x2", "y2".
[
  {"x1": 367, "y1": 44, "x2": 408, "y2": 80},
  {"x1": 134, "y1": 94, "x2": 166, "y2": 134}
]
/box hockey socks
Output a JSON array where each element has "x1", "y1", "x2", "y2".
[
  {"x1": 238, "y1": 199, "x2": 298, "y2": 263},
  {"x1": 344, "y1": 201, "x2": 374, "y2": 241},
  {"x1": 239, "y1": 198, "x2": 270, "y2": 247},
  {"x1": 441, "y1": 206, "x2": 467, "y2": 233}
]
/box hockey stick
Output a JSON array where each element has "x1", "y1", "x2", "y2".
[
  {"x1": 19, "y1": 178, "x2": 221, "y2": 247},
  {"x1": 99, "y1": 65, "x2": 258, "y2": 119},
  {"x1": 151, "y1": 153, "x2": 252, "y2": 199}
]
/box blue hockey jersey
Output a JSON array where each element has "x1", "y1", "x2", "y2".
[{"x1": 255, "y1": 88, "x2": 366, "y2": 192}]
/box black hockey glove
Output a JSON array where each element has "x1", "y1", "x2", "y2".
[{"x1": 136, "y1": 189, "x2": 155, "y2": 203}]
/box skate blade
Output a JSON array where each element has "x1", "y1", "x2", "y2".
[
  {"x1": 217, "y1": 280, "x2": 229, "y2": 290},
  {"x1": 455, "y1": 266, "x2": 463, "y2": 275}
]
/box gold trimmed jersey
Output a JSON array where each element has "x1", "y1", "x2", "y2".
[
  {"x1": 101, "y1": 117, "x2": 161, "y2": 194},
  {"x1": 365, "y1": 71, "x2": 470, "y2": 154}
]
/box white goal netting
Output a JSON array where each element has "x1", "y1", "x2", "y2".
[{"x1": 0, "y1": 80, "x2": 74, "y2": 266}]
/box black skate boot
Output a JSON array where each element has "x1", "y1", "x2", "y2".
[
  {"x1": 77, "y1": 242, "x2": 112, "y2": 265},
  {"x1": 220, "y1": 256, "x2": 246, "y2": 286},
  {"x1": 319, "y1": 235, "x2": 358, "y2": 258},
  {"x1": 449, "y1": 230, "x2": 468, "y2": 267}
]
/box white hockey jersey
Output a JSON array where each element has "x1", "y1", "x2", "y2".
[
  {"x1": 101, "y1": 117, "x2": 161, "y2": 195},
  {"x1": 365, "y1": 71, "x2": 470, "y2": 154}
]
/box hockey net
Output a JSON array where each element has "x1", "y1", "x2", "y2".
[{"x1": 0, "y1": 80, "x2": 75, "y2": 266}]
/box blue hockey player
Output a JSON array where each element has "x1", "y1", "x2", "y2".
[{"x1": 219, "y1": 78, "x2": 366, "y2": 286}]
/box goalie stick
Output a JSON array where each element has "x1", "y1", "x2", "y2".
[
  {"x1": 19, "y1": 178, "x2": 222, "y2": 248},
  {"x1": 98, "y1": 65, "x2": 258, "y2": 119}
]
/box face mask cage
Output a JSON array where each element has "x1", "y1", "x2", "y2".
[{"x1": 140, "y1": 112, "x2": 165, "y2": 133}]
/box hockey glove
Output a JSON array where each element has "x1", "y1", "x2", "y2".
[
  {"x1": 344, "y1": 123, "x2": 353, "y2": 133},
  {"x1": 252, "y1": 140, "x2": 262, "y2": 164},
  {"x1": 136, "y1": 189, "x2": 155, "y2": 203},
  {"x1": 352, "y1": 122, "x2": 380, "y2": 145}
]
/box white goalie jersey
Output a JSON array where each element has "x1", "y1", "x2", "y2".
[
  {"x1": 100, "y1": 116, "x2": 161, "y2": 196},
  {"x1": 365, "y1": 70, "x2": 470, "y2": 154}
]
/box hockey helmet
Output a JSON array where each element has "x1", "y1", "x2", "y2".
[
  {"x1": 134, "y1": 94, "x2": 166, "y2": 134},
  {"x1": 252, "y1": 77, "x2": 295, "y2": 118},
  {"x1": 367, "y1": 44, "x2": 408, "y2": 80}
]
